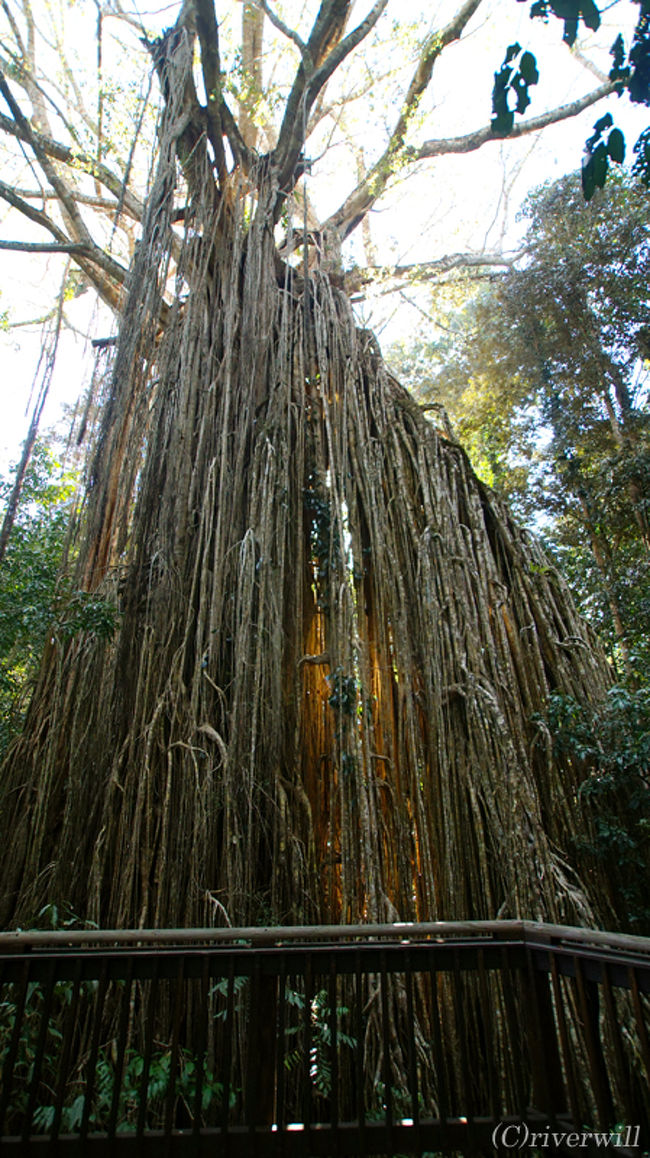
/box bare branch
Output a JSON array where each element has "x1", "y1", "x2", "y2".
[
  {"x1": 328, "y1": 77, "x2": 615, "y2": 243},
  {"x1": 308, "y1": 0, "x2": 388, "y2": 89},
  {"x1": 251, "y1": 0, "x2": 311, "y2": 67},
  {"x1": 0, "y1": 47, "x2": 94, "y2": 156},
  {"x1": 414, "y1": 81, "x2": 616, "y2": 160},
  {"x1": 344, "y1": 250, "x2": 521, "y2": 296},
  {"x1": 571, "y1": 44, "x2": 609, "y2": 86},
  {"x1": 323, "y1": 0, "x2": 485, "y2": 239},
  {"x1": 0, "y1": 176, "x2": 70, "y2": 241},
  {"x1": 1, "y1": 0, "x2": 25, "y2": 57},
  {"x1": 273, "y1": 0, "x2": 349, "y2": 185},
  {"x1": 12, "y1": 187, "x2": 132, "y2": 214},
  {"x1": 0, "y1": 111, "x2": 144, "y2": 220},
  {"x1": 0, "y1": 175, "x2": 128, "y2": 309},
  {"x1": 0, "y1": 69, "x2": 99, "y2": 250},
  {"x1": 0, "y1": 239, "x2": 102, "y2": 254}
]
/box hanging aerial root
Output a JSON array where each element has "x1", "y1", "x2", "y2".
[{"x1": 0, "y1": 149, "x2": 614, "y2": 937}]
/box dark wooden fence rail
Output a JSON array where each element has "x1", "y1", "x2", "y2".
[{"x1": 0, "y1": 920, "x2": 648, "y2": 1155}]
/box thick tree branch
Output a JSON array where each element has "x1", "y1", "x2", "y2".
[
  {"x1": 0, "y1": 177, "x2": 128, "y2": 308},
  {"x1": 194, "y1": 0, "x2": 228, "y2": 182},
  {"x1": 0, "y1": 69, "x2": 103, "y2": 252},
  {"x1": 0, "y1": 46, "x2": 91, "y2": 157},
  {"x1": 239, "y1": 1, "x2": 265, "y2": 150},
  {"x1": 273, "y1": 0, "x2": 350, "y2": 187},
  {"x1": 344, "y1": 250, "x2": 521, "y2": 296},
  {"x1": 328, "y1": 79, "x2": 615, "y2": 242},
  {"x1": 272, "y1": 0, "x2": 396, "y2": 197},
  {"x1": 0, "y1": 177, "x2": 73, "y2": 242},
  {"x1": 414, "y1": 81, "x2": 616, "y2": 160}
]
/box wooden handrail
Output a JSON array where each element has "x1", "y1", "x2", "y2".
[
  {"x1": 1, "y1": 918, "x2": 649, "y2": 955},
  {"x1": 1, "y1": 919, "x2": 648, "y2": 1153}
]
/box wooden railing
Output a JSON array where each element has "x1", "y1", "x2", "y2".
[{"x1": 0, "y1": 920, "x2": 648, "y2": 1154}]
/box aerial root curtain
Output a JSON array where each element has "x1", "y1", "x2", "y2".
[{"x1": 0, "y1": 65, "x2": 613, "y2": 935}]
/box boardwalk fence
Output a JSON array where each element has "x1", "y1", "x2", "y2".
[{"x1": 1, "y1": 920, "x2": 649, "y2": 1154}]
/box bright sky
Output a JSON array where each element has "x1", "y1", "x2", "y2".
[{"x1": 0, "y1": 0, "x2": 647, "y2": 472}]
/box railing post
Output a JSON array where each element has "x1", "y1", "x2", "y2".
[
  {"x1": 574, "y1": 956, "x2": 615, "y2": 1128},
  {"x1": 248, "y1": 958, "x2": 278, "y2": 1128},
  {"x1": 523, "y1": 948, "x2": 567, "y2": 1116}
]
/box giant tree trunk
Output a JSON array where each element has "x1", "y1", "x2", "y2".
[{"x1": 0, "y1": 35, "x2": 613, "y2": 934}]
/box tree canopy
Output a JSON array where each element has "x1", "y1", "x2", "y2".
[
  {"x1": 392, "y1": 170, "x2": 649, "y2": 678},
  {"x1": 0, "y1": 0, "x2": 648, "y2": 325}
]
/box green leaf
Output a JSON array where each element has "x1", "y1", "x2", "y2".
[
  {"x1": 607, "y1": 127, "x2": 625, "y2": 164},
  {"x1": 519, "y1": 51, "x2": 539, "y2": 84},
  {"x1": 592, "y1": 141, "x2": 608, "y2": 188},
  {"x1": 609, "y1": 33, "x2": 630, "y2": 86},
  {"x1": 491, "y1": 45, "x2": 539, "y2": 136},
  {"x1": 580, "y1": 0, "x2": 600, "y2": 33},
  {"x1": 632, "y1": 127, "x2": 650, "y2": 184},
  {"x1": 581, "y1": 154, "x2": 596, "y2": 200}
]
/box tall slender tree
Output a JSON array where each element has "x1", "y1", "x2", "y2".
[{"x1": 0, "y1": 0, "x2": 647, "y2": 932}]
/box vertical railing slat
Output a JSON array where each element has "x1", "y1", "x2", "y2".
[
  {"x1": 499, "y1": 946, "x2": 527, "y2": 1118},
  {"x1": 451, "y1": 947, "x2": 473, "y2": 1119},
  {"x1": 136, "y1": 956, "x2": 159, "y2": 1138},
  {"x1": 628, "y1": 966, "x2": 650, "y2": 1087},
  {"x1": 163, "y1": 955, "x2": 185, "y2": 1137},
  {"x1": 427, "y1": 951, "x2": 449, "y2": 1124},
  {"x1": 245, "y1": 955, "x2": 261, "y2": 1135},
  {"x1": 274, "y1": 953, "x2": 288, "y2": 1144},
  {"x1": 354, "y1": 949, "x2": 366, "y2": 1158},
  {"x1": 477, "y1": 947, "x2": 498, "y2": 1121},
  {"x1": 548, "y1": 952, "x2": 582, "y2": 1127},
  {"x1": 573, "y1": 955, "x2": 614, "y2": 1127},
  {"x1": 601, "y1": 961, "x2": 635, "y2": 1126},
  {"x1": 79, "y1": 959, "x2": 109, "y2": 1141},
  {"x1": 51, "y1": 959, "x2": 82, "y2": 1139},
  {"x1": 301, "y1": 952, "x2": 313, "y2": 1142},
  {"x1": 22, "y1": 957, "x2": 57, "y2": 1141},
  {"x1": 404, "y1": 948, "x2": 420, "y2": 1147},
  {"x1": 192, "y1": 955, "x2": 210, "y2": 1134},
  {"x1": 220, "y1": 956, "x2": 236, "y2": 1137},
  {"x1": 328, "y1": 952, "x2": 339, "y2": 1144},
  {"x1": 0, "y1": 957, "x2": 31, "y2": 1136},
  {"x1": 379, "y1": 947, "x2": 393, "y2": 1153},
  {"x1": 107, "y1": 955, "x2": 134, "y2": 1138}
]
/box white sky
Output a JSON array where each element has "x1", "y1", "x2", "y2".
[{"x1": 0, "y1": 0, "x2": 647, "y2": 472}]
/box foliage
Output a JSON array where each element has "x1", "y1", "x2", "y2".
[
  {"x1": 0, "y1": 442, "x2": 73, "y2": 750},
  {"x1": 0, "y1": 980, "x2": 233, "y2": 1135},
  {"x1": 283, "y1": 986, "x2": 356, "y2": 1099},
  {"x1": 496, "y1": 0, "x2": 650, "y2": 194},
  {"x1": 390, "y1": 171, "x2": 650, "y2": 678},
  {"x1": 542, "y1": 685, "x2": 650, "y2": 930},
  {"x1": 0, "y1": 0, "x2": 647, "y2": 328},
  {"x1": 0, "y1": 441, "x2": 117, "y2": 754}
]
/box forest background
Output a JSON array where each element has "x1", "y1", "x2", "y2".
[{"x1": 0, "y1": 0, "x2": 649, "y2": 931}]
